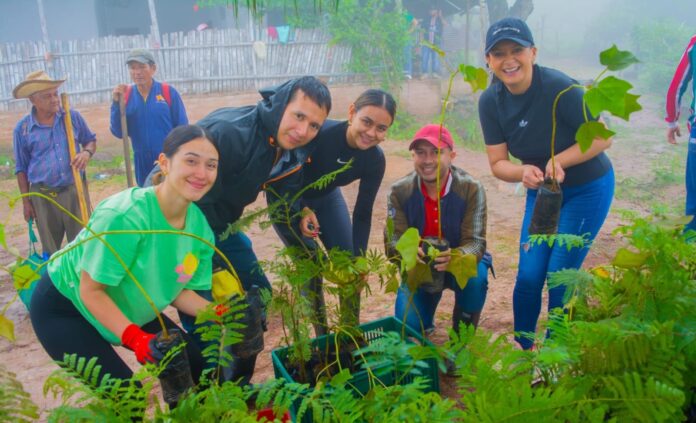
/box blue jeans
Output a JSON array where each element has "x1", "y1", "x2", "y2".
[
  {"x1": 421, "y1": 45, "x2": 440, "y2": 75},
  {"x1": 514, "y1": 169, "x2": 614, "y2": 349},
  {"x1": 684, "y1": 135, "x2": 696, "y2": 235},
  {"x1": 295, "y1": 188, "x2": 360, "y2": 328},
  {"x1": 394, "y1": 259, "x2": 490, "y2": 335},
  {"x1": 304, "y1": 188, "x2": 354, "y2": 254},
  {"x1": 403, "y1": 43, "x2": 413, "y2": 75}
]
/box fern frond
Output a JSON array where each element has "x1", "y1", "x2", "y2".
[
  {"x1": 0, "y1": 365, "x2": 39, "y2": 422},
  {"x1": 601, "y1": 372, "x2": 685, "y2": 422}
]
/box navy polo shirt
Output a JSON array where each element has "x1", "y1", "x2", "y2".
[{"x1": 478, "y1": 65, "x2": 611, "y2": 187}]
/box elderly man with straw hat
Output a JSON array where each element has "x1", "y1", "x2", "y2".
[{"x1": 12, "y1": 70, "x2": 97, "y2": 255}]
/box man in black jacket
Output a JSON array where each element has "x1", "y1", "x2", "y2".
[{"x1": 186, "y1": 76, "x2": 331, "y2": 383}]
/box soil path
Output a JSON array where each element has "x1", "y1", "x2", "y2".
[{"x1": 0, "y1": 84, "x2": 661, "y2": 415}]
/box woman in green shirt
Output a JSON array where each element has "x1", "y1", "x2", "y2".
[{"x1": 30, "y1": 124, "x2": 219, "y2": 381}]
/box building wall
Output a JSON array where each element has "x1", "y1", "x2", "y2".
[
  {"x1": 0, "y1": 0, "x2": 251, "y2": 44},
  {"x1": 0, "y1": 0, "x2": 98, "y2": 43}
]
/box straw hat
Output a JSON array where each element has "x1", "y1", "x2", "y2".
[{"x1": 13, "y1": 70, "x2": 66, "y2": 99}]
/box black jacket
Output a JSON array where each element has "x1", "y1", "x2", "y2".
[{"x1": 196, "y1": 79, "x2": 314, "y2": 236}]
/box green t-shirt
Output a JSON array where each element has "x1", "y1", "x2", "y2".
[{"x1": 48, "y1": 187, "x2": 215, "y2": 344}]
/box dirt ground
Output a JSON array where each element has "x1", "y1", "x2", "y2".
[{"x1": 0, "y1": 81, "x2": 678, "y2": 416}]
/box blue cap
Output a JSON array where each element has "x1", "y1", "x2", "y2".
[{"x1": 485, "y1": 17, "x2": 535, "y2": 54}]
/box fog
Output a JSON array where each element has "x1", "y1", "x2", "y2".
[{"x1": 526, "y1": 0, "x2": 694, "y2": 61}]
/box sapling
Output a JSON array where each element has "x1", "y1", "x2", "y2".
[{"x1": 529, "y1": 45, "x2": 641, "y2": 235}]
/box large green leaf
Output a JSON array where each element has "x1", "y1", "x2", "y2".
[
  {"x1": 0, "y1": 315, "x2": 15, "y2": 342},
  {"x1": 612, "y1": 248, "x2": 650, "y2": 269},
  {"x1": 584, "y1": 76, "x2": 642, "y2": 120},
  {"x1": 12, "y1": 264, "x2": 40, "y2": 290},
  {"x1": 576, "y1": 122, "x2": 615, "y2": 153},
  {"x1": 0, "y1": 223, "x2": 6, "y2": 249},
  {"x1": 406, "y1": 262, "x2": 432, "y2": 292},
  {"x1": 459, "y1": 64, "x2": 488, "y2": 93},
  {"x1": 599, "y1": 45, "x2": 639, "y2": 71},
  {"x1": 395, "y1": 227, "x2": 420, "y2": 272},
  {"x1": 446, "y1": 251, "x2": 477, "y2": 289}
]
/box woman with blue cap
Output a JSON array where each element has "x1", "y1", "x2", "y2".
[{"x1": 478, "y1": 17, "x2": 615, "y2": 350}]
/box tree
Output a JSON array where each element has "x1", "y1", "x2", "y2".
[{"x1": 486, "y1": 0, "x2": 534, "y2": 22}]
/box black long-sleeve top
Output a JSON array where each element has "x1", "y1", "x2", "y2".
[{"x1": 301, "y1": 119, "x2": 386, "y2": 255}]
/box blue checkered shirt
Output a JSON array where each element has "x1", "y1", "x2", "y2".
[{"x1": 13, "y1": 108, "x2": 96, "y2": 187}]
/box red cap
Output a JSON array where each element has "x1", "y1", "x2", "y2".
[{"x1": 409, "y1": 124, "x2": 455, "y2": 150}]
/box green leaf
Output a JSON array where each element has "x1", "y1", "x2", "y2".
[
  {"x1": 422, "y1": 40, "x2": 445, "y2": 57},
  {"x1": 406, "y1": 262, "x2": 432, "y2": 292},
  {"x1": 0, "y1": 223, "x2": 6, "y2": 249},
  {"x1": 12, "y1": 264, "x2": 40, "y2": 291},
  {"x1": 446, "y1": 251, "x2": 478, "y2": 289},
  {"x1": 395, "y1": 227, "x2": 421, "y2": 272},
  {"x1": 576, "y1": 122, "x2": 615, "y2": 152},
  {"x1": 584, "y1": 76, "x2": 642, "y2": 120},
  {"x1": 459, "y1": 64, "x2": 489, "y2": 93},
  {"x1": 386, "y1": 216, "x2": 394, "y2": 244},
  {"x1": 329, "y1": 369, "x2": 352, "y2": 387},
  {"x1": 599, "y1": 44, "x2": 639, "y2": 71},
  {"x1": 384, "y1": 272, "x2": 400, "y2": 294},
  {"x1": 0, "y1": 314, "x2": 15, "y2": 342},
  {"x1": 612, "y1": 248, "x2": 649, "y2": 269}
]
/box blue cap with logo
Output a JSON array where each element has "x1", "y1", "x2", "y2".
[{"x1": 485, "y1": 17, "x2": 535, "y2": 54}]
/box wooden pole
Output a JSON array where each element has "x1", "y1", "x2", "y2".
[
  {"x1": 119, "y1": 96, "x2": 135, "y2": 188},
  {"x1": 61, "y1": 93, "x2": 89, "y2": 224}
]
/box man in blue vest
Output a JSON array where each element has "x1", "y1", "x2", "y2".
[{"x1": 109, "y1": 49, "x2": 188, "y2": 186}]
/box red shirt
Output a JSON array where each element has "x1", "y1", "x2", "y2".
[{"x1": 420, "y1": 171, "x2": 451, "y2": 238}]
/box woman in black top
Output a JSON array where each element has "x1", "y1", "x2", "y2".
[
  {"x1": 478, "y1": 18, "x2": 615, "y2": 350},
  {"x1": 294, "y1": 89, "x2": 396, "y2": 331}
]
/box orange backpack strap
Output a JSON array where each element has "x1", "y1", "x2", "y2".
[
  {"x1": 123, "y1": 84, "x2": 134, "y2": 105},
  {"x1": 161, "y1": 83, "x2": 171, "y2": 106}
]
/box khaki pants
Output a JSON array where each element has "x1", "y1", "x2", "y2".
[{"x1": 29, "y1": 184, "x2": 85, "y2": 255}]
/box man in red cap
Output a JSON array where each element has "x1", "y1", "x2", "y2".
[{"x1": 385, "y1": 124, "x2": 491, "y2": 356}]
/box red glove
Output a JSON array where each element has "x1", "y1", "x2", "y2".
[{"x1": 121, "y1": 324, "x2": 159, "y2": 364}]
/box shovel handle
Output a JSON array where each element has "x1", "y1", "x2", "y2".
[{"x1": 119, "y1": 95, "x2": 135, "y2": 188}]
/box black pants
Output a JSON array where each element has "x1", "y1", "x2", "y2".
[{"x1": 30, "y1": 273, "x2": 205, "y2": 382}]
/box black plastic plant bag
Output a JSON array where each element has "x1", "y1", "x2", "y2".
[
  {"x1": 155, "y1": 328, "x2": 194, "y2": 408},
  {"x1": 528, "y1": 178, "x2": 563, "y2": 235},
  {"x1": 421, "y1": 237, "x2": 450, "y2": 294}
]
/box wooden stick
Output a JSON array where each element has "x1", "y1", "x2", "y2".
[
  {"x1": 61, "y1": 93, "x2": 89, "y2": 224},
  {"x1": 119, "y1": 95, "x2": 135, "y2": 187}
]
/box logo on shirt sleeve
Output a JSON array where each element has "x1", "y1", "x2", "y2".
[{"x1": 175, "y1": 252, "x2": 199, "y2": 283}]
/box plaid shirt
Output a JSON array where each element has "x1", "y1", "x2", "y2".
[{"x1": 13, "y1": 108, "x2": 96, "y2": 187}]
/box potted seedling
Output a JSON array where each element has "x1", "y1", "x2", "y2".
[{"x1": 528, "y1": 45, "x2": 640, "y2": 234}]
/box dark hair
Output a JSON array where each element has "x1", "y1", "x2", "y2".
[
  {"x1": 153, "y1": 124, "x2": 218, "y2": 184},
  {"x1": 353, "y1": 89, "x2": 397, "y2": 122},
  {"x1": 162, "y1": 124, "x2": 217, "y2": 157},
  {"x1": 288, "y1": 76, "x2": 332, "y2": 114}
]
